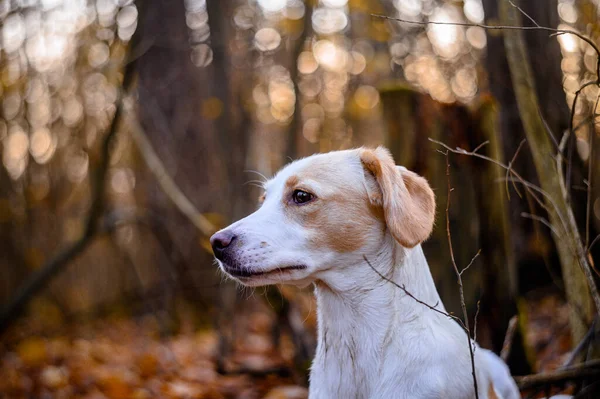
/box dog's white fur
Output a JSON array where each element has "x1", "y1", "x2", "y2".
[{"x1": 211, "y1": 148, "x2": 520, "y2": 399}]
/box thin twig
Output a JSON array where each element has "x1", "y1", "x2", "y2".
[
  {"x1": 508, "y1": 0, "x2": 538, "y2": 27},
  {"x1": 557, "y1": 130, "x2": 570, "y2": 203},
  {"x1": 559, "y1": 130, "x2": 570, "y2": 153},
  {"x1": 539, "y1": 107, "x2": 560, "y2": 152},
  {"x1": 370, "y1": 15, "x2": 600, "y2": 71},
  {"x1": 375, "y1": 1, "x2": 600, "y2": 222},
  {"x1": 404, "y1": 0, "x2": 600, "y2": 335},
  {"x1": 501, "y1": 315, "x2": 519, "y2": 362},
  {"x1": 561, "y1": 317, "x2": 597, "y2": 368},
  {"x1": 432, "y1": 139, "x2": 591, "y2": 299},
  {"x1": 473, "y1": 300, "x2": 481, "y2": 347},
  {"x1": 375, "y1": 0, "x2": 599, "y2": 81},
  {"x1": 590, "y1": 234, "x2": 600, "y2": 253},
  {"x1": 505, "y1": 139, "x2": 527, "y2": 200},
  {"x1": 362, "y1": 255, "x2": 467, "y2": 330},
  {"x1": 434, "y1": 128, "x2": 600, "y2": 334},
  {"x1": 520, "y1": 212, "x2": 559, "y2": 236},
  {"x1": 460, "y1": 250, "x2": 481, "y2": 276},
  {"x1": 472, "y1": 141, "x2": 490, "y2": 154},
  {"x1": 571, "y1": 114, "x2": 599, "y2": 136},
  {"x1": 568, "y1": 81, "x2": 600, "y2": 145},
  {"x1": 586, "y1": 252, "x2": 600, "y2": 279},
  {"x1": 430, "y1": 138, "x2": 565, "y2": 234},
  {"x1": 444, "y1": 151, "x2": 479, "y2": 399}
]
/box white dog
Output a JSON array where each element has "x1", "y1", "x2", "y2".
[{"x1": 211, "y1": 147, "x2": 520, "y2": 399}]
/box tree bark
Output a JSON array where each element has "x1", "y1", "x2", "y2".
[
  {"x1": 471, "y1": 97, "x2": 517, "y2": 352},
  {"x1": 380, "y1": 86, "x2": 488, "y2": 317},
  {"x1": 136, "y1": 0, "x2": 250, "y2": 305},
  {"x1": 499, "y1": 0, "x2": 598, "y2": 342}
]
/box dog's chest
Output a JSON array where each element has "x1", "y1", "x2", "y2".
[
  {"x1": 308, "y1": 319, "x2": 383, "y2": 397},
  {"x1": 309, "y1": 323, "x2": 479, "y2": 399},
  {"x1": 310, "y1": 356, "x2": 477, "y2": 399}
]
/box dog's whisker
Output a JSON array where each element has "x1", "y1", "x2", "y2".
[
  {"x1": 244, "y1": 169, "x2": 269, "y2": 183},
  {"x1": 243, "y1": 180, "x2": 266, "y2": 188}
]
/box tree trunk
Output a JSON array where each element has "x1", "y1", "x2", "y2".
[
  {"x1": 499, "y1": 0, "x2": 599, "y2": 342},
  {"x1": 136, "y1": 0, "x2": 230, "y2": 304},
  {"x1": 380, "y1": 87, "x2": 487, "y2": 317},
  {"x1": 470, "y1": 97, "x2": 517, "y2": 352}
]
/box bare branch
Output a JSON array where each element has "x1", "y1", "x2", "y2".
[
  {"x1": 520, "y1": 212, "x2": 559, "y2": 236},
  {"x1": 508, "y1": 0, "x2": 539, "y2": 27},
  {"x1": 124, "y1": 102, "x2": 217, "y2": 237},
  {"x1": 430, "y1": 138, "x2": 563, "y2": 232},
  {"x1": 375, "y1": 1, "x2": 600, "y2": 263},
  {"x1": 382, "y1": 0, "x2": 600, "y2": 354},
  {"x1": 516, "y1": 360, "x2": 600, "y2": 390},
  {"x1": 370, "y1": 15, "x2": 600, "y2": 74},
  {"x1": 473, "y1": 300, "x2": 481, "y2": 346},
  {"x1": 557, "y1": 130, "x2": 570, "y2": 203},
  {"x1": 505, "y1": 139, "x2": 527, "y2": 200},
  {"x1": 0, "y1": 7, "x2": 145, "y2": 333},
  {"x1": 538, "y1": 107, "x2": 560, "y2": 152},
  {"x1": 472, "y1": 141, "x2": 490, "y2": 154},
  {"x1": 590, "y1": 234, "x2": 600, "y2": 253},
  {"x1": 444, "y1": 151, "x2": 479, "y2": 399},
  {"x1": 569, "y1": 81, "x2": 599, "y2": 139},
  {"x1": 365, "y1": 151, "x2": 491, "y2": 399},
  {"x1": 501, "y1": 315, "x2": 519, "y2": 362},
  {"x1": 571, "y1": 114, "x2": 600, "y2": 135},
  {"x1": 588, "y1": 252, "x2": 600, "y2": 279},
  {"x1": 374, "y1": 0, "x2": 600, "y2": 84},
  {"x1": 362, "y1": 255, "x2": 466, "y2": 330},
  {"x1": 433, "y1": 139, "x2": 595, "y2": 303},
  {"x1": 460, "y1": 250, "x2": 481, "y2": 277},
  {"x1": 561, "y1": 317, "x2": 597, "y2": 368}
]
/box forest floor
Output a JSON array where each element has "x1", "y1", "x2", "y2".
[{"x1": 0, "y1": 288, "x2": 573, "y2": 399}]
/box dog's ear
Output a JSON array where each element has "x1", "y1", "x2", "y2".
[{"x1": 360, "y1": 147, "x2": 436, "y2": 248}]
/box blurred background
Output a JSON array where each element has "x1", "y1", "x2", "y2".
[{"x1": 0, "y1": 0, "x2": 599, "y2": 397}]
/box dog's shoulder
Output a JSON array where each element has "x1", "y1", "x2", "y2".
[{"x1": 373, "y1": 323, "x2": 482, "y2": 398}]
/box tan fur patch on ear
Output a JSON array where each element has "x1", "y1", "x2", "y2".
[
  {"x1": 360, "y1": 150, "x2": 382, "y2": 176},
  {"x1": 400, "y1": 169, "x2": 436, "y2": 246},
  {"x1": 361, "y1": 148, "x2": 385, "y2": 205},
  {"x1": 361, "y1": 154, "x2": 383, "y2": 206},
  {"x1": 360, "y1": 147, "x2": 436, "y2": 248}
]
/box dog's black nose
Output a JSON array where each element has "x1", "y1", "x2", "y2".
[{"x1": 210, "y1": 230, "x2": 237, "y2": 260}]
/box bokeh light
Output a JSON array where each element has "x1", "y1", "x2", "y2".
[
  {"x1": 257, "y1": 0, "x2": 286, "y2": 14},
  {"x1": 255, "y1": 28, "x2": 282, "y2": 52}
]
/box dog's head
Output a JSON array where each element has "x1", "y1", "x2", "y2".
[{"x1": 210, "y1": 147, "x2": 435, "y2": 287}]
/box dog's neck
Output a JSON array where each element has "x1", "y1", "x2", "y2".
[{"x1": 310, "y1": 238, "x2": 444, "y2": 398}]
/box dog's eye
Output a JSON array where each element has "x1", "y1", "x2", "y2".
[{"x1": 292, "y1": 189, "x2": 314, "y2": 204}]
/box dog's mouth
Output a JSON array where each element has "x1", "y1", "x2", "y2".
[{"x1": 223, "y1": 264, "x2": 307, "y2": 279}]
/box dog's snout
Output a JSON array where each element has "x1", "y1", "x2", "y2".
[{"x1": 210, "y1": 230, "x2": 237, "y2": 260}]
